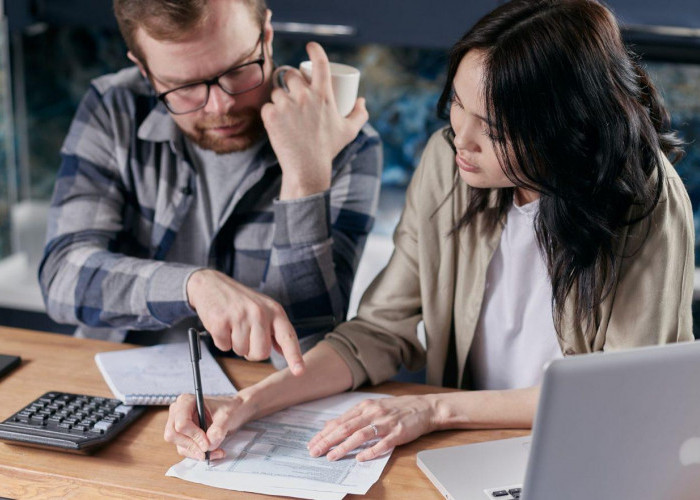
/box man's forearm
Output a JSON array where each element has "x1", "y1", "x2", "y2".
[
  {"x1": 240, "y1": 342, "x2": 354, "y2": 420},
  {"x1": 40, "y1": 243, "x2": 199, "y2": 329},
  {"x1": 262, "y1": 190, "x2": 344, "y2": 333}
]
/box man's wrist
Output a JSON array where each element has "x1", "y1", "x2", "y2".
[
  {"x1": 186, "y1": 268, "x2": 210, "y2": 310},
  {"x1": 279, "y1": 169, "x2": 330, "y2": 200},
  {"x1": 147, "y1": 262, "x2": 202, "y2": 324}
]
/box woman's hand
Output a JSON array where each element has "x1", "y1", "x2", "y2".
[
  {"x1": 164, "y1": 393, "x2": 258, "y2": 460},
  {"x1": 307, "y1": 395, "x2": 440, "y2": 462}
]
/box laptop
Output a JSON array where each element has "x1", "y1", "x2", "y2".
[{"x1": 417, "y1": 340, "x2": 700, "y2": 500}]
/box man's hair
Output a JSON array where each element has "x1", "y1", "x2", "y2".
[{"x1": 114, "y1": 0, "x2": 267, "y2": 64}]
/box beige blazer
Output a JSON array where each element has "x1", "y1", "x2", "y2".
[{"x1": 323, "y1": 128, "x2": 695, "y2": 389}]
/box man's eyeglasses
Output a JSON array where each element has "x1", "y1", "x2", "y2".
[{"x1": 155, "y1": 30, "x2": 265, "y2": 115}]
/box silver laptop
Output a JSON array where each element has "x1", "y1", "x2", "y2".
[{"x1": 417, "y1": 340, "x2": 700, "y2": 500}]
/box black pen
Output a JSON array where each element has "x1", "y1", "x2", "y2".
[{"x1": 187, "y1": 328, "x2": 210, "y2": 466}]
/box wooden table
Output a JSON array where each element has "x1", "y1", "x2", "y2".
[{"x1": 0, "y1": 327, "x2": 526, "y2": 499}]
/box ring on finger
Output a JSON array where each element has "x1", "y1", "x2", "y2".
[
  {"x1": 368, "y1": 423, "x2": 379, "y2": 438},
  {"x1": 274, "y1": 66, "x2": 293, "y2": 93}
]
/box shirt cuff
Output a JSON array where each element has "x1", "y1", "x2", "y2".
[
  {"x1": 273, "y1": 190, "x2": 331, "y2": 247},
  {"x1": 146, "y1": 263, "x2": 202, "y2": 324}
]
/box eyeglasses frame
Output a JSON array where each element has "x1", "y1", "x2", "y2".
[{"x1": 154, "y1": 27, "x2": 266, "y2": 115}]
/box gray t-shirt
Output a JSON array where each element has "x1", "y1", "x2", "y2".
[
  {"x1": 149, "y1": 139, "x2": 265, "y2": 344},
  {"x1": 168, "y1": 140, "x2": 265, "y2": 266}
]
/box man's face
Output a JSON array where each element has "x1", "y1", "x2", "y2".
[{"x1": 133, "y1": 0, "x2": 274, "y2": 154}]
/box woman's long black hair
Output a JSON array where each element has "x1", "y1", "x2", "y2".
[{"x1": 437, "y1": 0, "x2": 684, "y2": 334}]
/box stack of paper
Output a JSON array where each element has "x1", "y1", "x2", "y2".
[{"x1": 166, "y1": 392, "x2": 393, "y2": 499}]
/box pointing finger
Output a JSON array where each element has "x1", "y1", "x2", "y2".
[{"x1": 272, "y1": 316, "x2": 305, "y2": 375}]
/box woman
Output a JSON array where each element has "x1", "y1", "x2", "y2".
[{"x1": 165, "y1": 0, "x2": 694, "y2": 462}]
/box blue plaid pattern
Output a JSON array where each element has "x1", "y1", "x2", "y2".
[{"x1": 39, "y1": 67, "x2": 382, "y2": 343}]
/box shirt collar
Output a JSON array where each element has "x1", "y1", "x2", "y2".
[
  {"x1": 136, "y1": 103, "x2": 279, "y2": 169},
  {"x1": 137, "y1": 102, "x2": 181, "y2": 144}
]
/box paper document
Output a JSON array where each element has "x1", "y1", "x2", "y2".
[{"x1": 166, "y1": 391, "x2": 393, "y2": 499}]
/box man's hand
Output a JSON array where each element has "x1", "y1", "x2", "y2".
[
  {"x1": 261, "y1": 42, "x2": 369, "y2": 200},
  {"x1": 186, "y1": 269, "x2": 305, "y2": 375},
  {"x1": 164, "y1": 393, "x2": 257, "y2": 460}
]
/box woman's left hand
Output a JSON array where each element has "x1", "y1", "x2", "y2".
[{"x1": 307, "y1": 395, "x2": 439, "y2": 462}]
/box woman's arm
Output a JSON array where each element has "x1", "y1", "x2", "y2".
[
  {"x1": 307, "y1": 386, "x2": 539, "y2": 462},
  {"x1": 164, "y1": 342, "x2": 353, "y2": 460},
  {"x1": 433, "y1": 386, "x2": 539, "y2": 430},
  {"x1": 602, "y1": 170, "x2": 694, "y2": 350},
  {"x1": 165, "y1": 342, "x2": 539, "y2": 462}
]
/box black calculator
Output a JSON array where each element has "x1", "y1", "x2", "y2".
[{"x1": 0, "y1": 391, "x2": 145, "y2": 454}]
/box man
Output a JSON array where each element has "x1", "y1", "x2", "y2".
[{"x1": 38, "y1": 0, "x2": 382, "y2": 373}]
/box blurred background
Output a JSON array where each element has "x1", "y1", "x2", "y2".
[{"x1": 0, "y1": 0, "x2": 699, "y2": 337}]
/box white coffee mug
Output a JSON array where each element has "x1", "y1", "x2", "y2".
[{"x1": 299, "y1": 61, "x2": 361, "y2": 117}]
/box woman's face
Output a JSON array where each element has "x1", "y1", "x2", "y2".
[{"x1": 450, "y1": 50, "x2": 515, "y2": 191}]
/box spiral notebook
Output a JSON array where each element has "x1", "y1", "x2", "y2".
[{"x1": 95, "y1": 342, "x2": 237, "y2": 405}]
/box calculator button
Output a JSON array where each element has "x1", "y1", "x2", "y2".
[
  {"x1": 113, "y1": 405, "x2": 132, "y2": 415},
  {"x1": 93, "y1": 421, "x2": 114, "y2": 432}
]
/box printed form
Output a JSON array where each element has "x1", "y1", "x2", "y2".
[{"x1": 166, "y1": 392, "x2": 393, "y2": 499}]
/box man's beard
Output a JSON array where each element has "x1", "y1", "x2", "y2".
[{"x1": 184, "y1": 108, "x2": 265, "y2": 154}]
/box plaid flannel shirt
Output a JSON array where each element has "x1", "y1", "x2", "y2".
[{"x1": 39, "y1": 67, "x2": 382, "y2": 345}]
